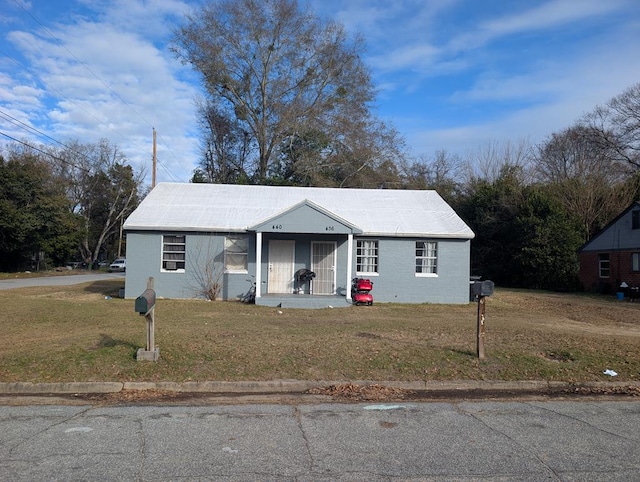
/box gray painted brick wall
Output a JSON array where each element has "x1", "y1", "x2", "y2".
[{"x1": 125, "y1": 232, "x2": 471, "y2": 305}]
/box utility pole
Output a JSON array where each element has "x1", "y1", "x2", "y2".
[{"x1": 152, "y1": 127, "x2": 157, "y2": 189}]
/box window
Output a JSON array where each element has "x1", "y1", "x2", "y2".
[
  {"x1": 416, "y1": 241, "x2": 437, "y2": 275},
  {"x1": 598, "y1": 253, "x2": 610, "y2": 278},
  {"x1": 633, "y1": 210, "x2": 640, "y2": 230},
  {"x1": 162, "y1": 235, "x2": 185, "y2": 271},
  {"x1": 633, "y1": 253, "x2": 640, "y2": 272},
  {"x1": 356, "y1": 240, "x2": 378, "y2": 274},
  {"x1": 225, "y1": 235, "x2": 248, "y2": 272}
]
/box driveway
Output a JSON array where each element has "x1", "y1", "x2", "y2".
[{"x1": 0, "y1": 272, "x2": 125, "y2": 290}]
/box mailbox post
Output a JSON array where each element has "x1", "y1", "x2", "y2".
[
  {"x1": 472, "y1": 280, "x2": 494, "y2": 360},
  {"x1": 135, "y1": 277, "x2": 159, "y2": 361}
]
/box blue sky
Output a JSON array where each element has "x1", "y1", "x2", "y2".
[{"x1": 1, "y1": 0, "x2": 639, "y2": 185}]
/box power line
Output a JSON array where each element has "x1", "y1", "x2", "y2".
[
  {"x1": 0, "y1": 108, "x2": 70, "y2": 150},
  {"x1": 156, "y1": 157, "x2": 187, "y2": 183},
  {"x1": 0, "y1": 130, "x2": 90, "y2": 173}
]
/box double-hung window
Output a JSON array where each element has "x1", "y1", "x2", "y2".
[
  {"x1": 162, "y1": 235, "x2": 186, "y2": 271},
  {"x1": 416, "y1": 241, "x2": 437, "y2": 276},
  {"x1": 225, "y1": 235, "x2": 248, "y2": 272},
  {"x1": 632, "y1": 252, "x2": 640, "y2": 272},
  {"x1": 632, "y1": 210, "x2": 640, "y2": 230},
  {"x1": 598, "y1": 253, "x2": 610, "y2": 278},
  {"x1": 356, "y1": 240, "x2": 378, "y2": 274}
]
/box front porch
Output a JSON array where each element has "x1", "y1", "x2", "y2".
[{"x1": 256, "y1": 293, "x2": 352, "y2": 309}]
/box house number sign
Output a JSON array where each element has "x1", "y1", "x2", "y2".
[
  {"x1": 325, "y1": 226, "x2": 335, "y2": 231},
  {"x1": 272, "y1": 224, "x2": 283, "y2": 230}
]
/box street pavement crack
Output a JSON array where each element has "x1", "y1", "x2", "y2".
[
  {"x1": 134, "y1": 417, "x2": 145, "y2": 482},
  {"x1": 7, "y1": 406, "x2": 93, "y2": 457},
  {"x1": 533, "y1": 401, "x2": 640, "y2": 443},
  {"x1": 293, "y1": 405, "x2": 315, "y2": 476},
  {"x1": 453, "y1": 403, "x2": 562, "y2": 480}
]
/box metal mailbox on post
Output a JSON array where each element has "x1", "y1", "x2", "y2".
[
  {"x1": 135, "y1": 277, "x2": 159, "y2": 362},
  {"x1": 135, "y1": 289, "x2": 156, "y2": 315},
  {"x1": 472, "y1": 280, "x2": 494, "y2": 298},
  {"x1": 473, "y1": 280, "x2": 494, "y2": 360}
]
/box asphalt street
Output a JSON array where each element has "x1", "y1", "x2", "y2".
[
  {"x1": 1, "y1": 400, "x2": 640, "y2": 480},
  {"x1": 0, "y1": 272, "x2": 125, "y2": 290}
]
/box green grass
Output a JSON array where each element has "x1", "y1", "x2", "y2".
[{"x1": 0, "y1": 279, "x2": 639, "y2": 383}]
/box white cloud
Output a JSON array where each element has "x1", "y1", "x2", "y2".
[{"x1": 2, "y1": 0, "x2": 200, "y2": 183}]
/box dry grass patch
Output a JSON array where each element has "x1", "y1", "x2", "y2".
[{"x1": 0, "y1": 280, "x2": 639, "y2": 383}]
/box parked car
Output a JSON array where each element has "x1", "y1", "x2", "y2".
[{"x1": 108, "y1": 258, "x2": 126, "y2": 272}]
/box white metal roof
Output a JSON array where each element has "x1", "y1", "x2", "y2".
[{"x1": 123, "y1": 183, "x2": 475, "y2": 239}]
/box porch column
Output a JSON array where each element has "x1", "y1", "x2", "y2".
[
  {"x1": 346, "y1": 233, "x2": 353, "y2": 302},
  {"x1": 255, "y1": 232, "x2": 262, "y2": 298}
]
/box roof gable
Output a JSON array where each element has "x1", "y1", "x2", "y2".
[
  {"x1": 250, "y1": 199, "x2": 363, "y2": 234},
  {"x1": 579, "y1": 201, "x2": 640, "y2": 252}
]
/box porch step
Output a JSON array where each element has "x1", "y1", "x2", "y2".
[{"x1": 256, "y1": 294, "x2": 351, "y2": 309}]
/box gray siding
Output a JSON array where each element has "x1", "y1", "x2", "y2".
[
  {"x1": 355, "y1": 237, "x2": 470, "y2": 304},
  {"x1": 125, "y1": 231, "x2": 256, "y2": 301}
]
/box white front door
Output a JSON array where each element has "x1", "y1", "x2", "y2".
[
  {"x1": 311, "y1": 241, "x2": 336, "y2": 295},
  {"x1": 268, "y1": 240, "x2": 295, "y2": 294}
]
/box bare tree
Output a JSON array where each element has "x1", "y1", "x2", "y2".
[
  {"x1": 172, "y1": 0, "x2": 380, "y2": 183},
  {"x1": 49, "y1": 139, "x2": 143, "y2": 265},
  {"x1": 585, "y1": 82, "x2": 640, "y2": 170},
  {"x1": 463, "y1": 139, "x2": 534, "y2": 184},
  {"x1": 533, "y1": 125, "x2": 633, "y2": 239},
  {"x1": 194, "y1": 98, "x2": 252, "y2": 183}
]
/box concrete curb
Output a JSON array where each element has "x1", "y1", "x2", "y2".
[
  {"x1": 0, "y1": 382, "x2": 124, "y2": 394},
  {"x1": 1, "y1": 380, "x2": 639, "y2": 395}
]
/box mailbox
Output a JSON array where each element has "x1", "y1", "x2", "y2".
[
  {"x1": 135, "y1": 288, "x2": 156, "y2": 315},
  {"x1": 472, "y1": 280, "x2": 494, "y2": 297}
]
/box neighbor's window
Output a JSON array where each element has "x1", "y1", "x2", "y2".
[
  {"x1": 633, "y1": 252, "x2": 640, "y2": 272},
  {"x1": 225, "y1": 235, "x2": 248, "y2": 272},
  {"x1": 598, "y1": 253, "x2": 610, "y2": 278},
  {"x1": 162, "y1": 235, "x2": 186, "y2": 271},
  {"x1": 416, "y1": 241, "x2": 437, "y2": 275},
  {"x1": 356, "y1": 240, "x2": 378, "y2": 274},
  {"x1": 633, "y1": 210, "x2": 640, "y2": 230}
]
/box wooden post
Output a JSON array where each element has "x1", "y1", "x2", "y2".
[{"x1": 476, "y1": 295, "x2": 486, "y2": 359}]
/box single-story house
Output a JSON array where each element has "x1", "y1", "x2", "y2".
[
  {"x1": 123, "y1": 183, "x2": 475, "y2": 308},
  {"x1": 578, "y1": 201, "x2": 640, "y2": 293}
]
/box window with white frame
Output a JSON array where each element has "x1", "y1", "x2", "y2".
[
  {"x1": 416, "y1": 241, "x2": 437, "y2": 275},
  {"x1": 162, "y1": 235, "x2": 185, "y2": 271},
  {"x1": 356, "y1": 240, "x2": 378, "y2": 274},
  {"x1": 633, "y1": 252, "x2": 640, "y2": 272},
  {"x1": 598, "y1": 253, "x2": 610, "y2": 278},
  {"x1": 225, "y1": 235, "x2": 248, "y2": 272}
]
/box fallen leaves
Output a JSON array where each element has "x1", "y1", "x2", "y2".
[{"x1": 307, "y1": 383, "x2": 414, "y2": 401}]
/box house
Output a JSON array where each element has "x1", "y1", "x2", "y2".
[
  {"x1": 122, "y1": 183, "x2": 475, "y2": 307},
  {"x1": 578, "y1": 201, "x2": 640, "y2": 294}
]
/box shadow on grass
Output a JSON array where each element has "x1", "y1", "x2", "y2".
[
  {"x1": 83, "y1": 280, "x2": 125, "y2": 298},
  {"x1": 449, "y1": 348, "x2": 476, "y2": 358},
  {"x1": 94, "y1": 334, "x2": 139, "y2": 356}
]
